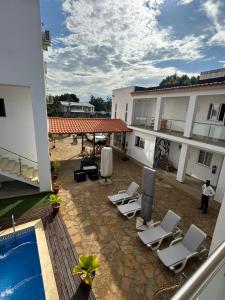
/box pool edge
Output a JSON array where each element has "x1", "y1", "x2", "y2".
[{"x1": 1, "y1": 219, "x2": 59, "y2": 300}]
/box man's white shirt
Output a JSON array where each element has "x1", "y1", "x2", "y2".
[{"x1": 202, "y1": 184, "x2": 215, "y2": 197}]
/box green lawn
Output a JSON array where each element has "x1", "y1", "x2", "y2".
[{"x1": 0, "y1": 193, "x2": 50, "y2": 219}]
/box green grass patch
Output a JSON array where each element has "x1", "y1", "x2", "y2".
[{"x1": 0, "y1": 193, "x2": 50, "y2": 219}]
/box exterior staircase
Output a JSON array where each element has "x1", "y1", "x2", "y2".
[{"x1": 0, "y1": 147, "x2": 39, "y2": 187}]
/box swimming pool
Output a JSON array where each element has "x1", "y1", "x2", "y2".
[{"x1": 0, "y1": 227, "x2": 46, "y2": 299}]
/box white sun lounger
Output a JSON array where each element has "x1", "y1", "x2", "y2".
[
  {"x1": 157, "y1": 224, "x2": 207, "y2": 273},
  {"x1": 107, "y1": 181, "x2": 139, "y2": 205},
  {"x1": 117, "y1": 195, "x2": 142, "y2": 219},
  {"x1": 138, "y1": 210, "x2": 181, "y2": 250}
]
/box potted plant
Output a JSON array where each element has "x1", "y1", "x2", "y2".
[
  {"x1": 49, "y1": 194, "x2": 61, "y2": 215},
  {"x1": 73, "y1": 255, "x2": 100, "y2": 287},
  {"x1": 52, "y1": 182, "x2": 60, "y2": 194},
  {"x1": 51, "y1": 160, "x2": 60, "y2": 180}
]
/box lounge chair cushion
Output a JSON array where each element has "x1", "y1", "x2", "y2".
[
  {"x1": 160, "y1": 210, "x2": 181, "y2": 233},
  {"x1": 118, "y1": 201, "x2": 141, "y2": 215},
  {"x1": 182, "y1": 224, "x2": 206, "y2": 253},
  {"x1": 157, "y1": 243, "x2": 191, "y2": 267},
  {"x1": 138, "y1": 226, "x2": 167, "y2": 245},
  {"x1": 108, "y1": 193, "x2": 129, "y2": 203}
]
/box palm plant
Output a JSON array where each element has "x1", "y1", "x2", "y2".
[
  {"x1": 73, "y1": 255, "x2": 100, "y2": 286},
  {"x1": 49, "y1": 194, "x2": 61, "y2": 206}
]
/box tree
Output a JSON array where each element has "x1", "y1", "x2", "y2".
[
  {"x1": 159, "y1": 74, "x2": 200, "y2": 87},
  {"x1": 89, "y1": 95, "x2": 106, "y2": 111},
  {"x1": 105, "y1": 96, "x2": 112, "y2": 112},
  {"x1": 58, "y1": 93, "x2": 79, "y2": 102},
  {"x1": 47, "y1": 93, "x2": 79, "y2": 116}
]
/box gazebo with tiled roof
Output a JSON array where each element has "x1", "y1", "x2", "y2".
[{"x1": 48, "y1": 117, "x2": 131, "y2": 156}]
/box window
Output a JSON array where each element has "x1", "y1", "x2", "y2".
[
  {"x1": 198, "y1": 150, "x2": 212, "y2": 167},
  {"x1": 0, "y1": 99, "x2": 6, "y2": 117},
  {"x1": 125, "y1": 112, "x2": 128, "y2": 122},
  {"x1": 135, "y1": 136, "x2": 145, "y2": 149},
  {"x1": 125, "y1": 103, "x2": 128, "y2": 123},
  {"x1": 114, "y1": 103, "x2": 117, "y2": 119},
  {"x1": 207, "y1": 103, "x2": 225, "y2": 121}
]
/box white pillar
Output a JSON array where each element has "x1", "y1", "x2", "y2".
[
  {"x1": 176, "y1": 143, "x2": 189, "y2": 182},
  {"x1": 209, "y1": 193, "x2": 225, "y2": 255},
  {"x1": 154, "y1": 96, "x2": 163, "y2": 131},
  {"x1": 215, "y1": 157, "x2": 225, "y2": 203},
  {"x1": 183, "y1": 94, "x2": 197, "y2": 138}
]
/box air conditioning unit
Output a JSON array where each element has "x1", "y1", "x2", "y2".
[{"x1": 42, "y1": 30, "x2": 51, "y2": 51}]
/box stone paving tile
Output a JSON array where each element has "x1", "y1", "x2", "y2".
[{"x1": 51, "y1": 137, "x2": 220, "y2": 300}]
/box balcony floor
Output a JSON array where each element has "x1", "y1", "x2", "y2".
[{"x1": 132, "y1": 125, "x2": 225, "y2": 148}]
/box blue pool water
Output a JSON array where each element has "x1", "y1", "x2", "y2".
[{"x1": 0, "y1": 227, "x2": 45, "y2": 299}]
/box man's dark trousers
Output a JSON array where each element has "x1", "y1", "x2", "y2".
[{"x1": 201, "y1": 194, "x2": 209, "y2": 213}]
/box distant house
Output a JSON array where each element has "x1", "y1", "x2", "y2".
[{"x1": 60, "y1": 101, "x2": 95, "y2": 117}]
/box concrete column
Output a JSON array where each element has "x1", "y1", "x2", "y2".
[
  {"x1": 176, "y1": 143, "x2": 189, "y2": 182},
  {"x1": 215, "y1": 157, "x2": 225, "y2": 203},
  {"x1": 31, "y1": 87, "x2": 52, "y2": 192},
  {"x1": 154, "y1": 96, "x2": 163, "y2": 131},
  {"x1": 183, "y1": 94, "x2": 197, "y2": 138},
  {"x1": 210, "y1": 193, "x2": 225, "y2": 255}
]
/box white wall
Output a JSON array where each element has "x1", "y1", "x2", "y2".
[
  {"x1": 126, "y1": 130, "x2": 156, "y2": 168},
  {"x1": 215, "y1": 158, "x2": 225, "y2": 203},
  {"x1": 194, "y1": 95, "x2": 225, "y2": 139},
  {"x1": 168, "y1": 142, "x2": 181, "y2": 169},
  {"x1": 0, "y1": 0, "x2": 51, "y2": 191},
  {"x1": 186, "y1": 147, "x2": 223, "y2": 187},
  {"x1": 168, "y1": 142, "x2": 223, "y2": 187},
  {"x1": 132, "y1": 99, "x2": 156, "y2": 124},
  {"x1": 112, "y1": 87, "x2": 134, "y2": 125},
  {"x1": 162, "y1": 97, "x2": 189, "y2": 120},
  {"x1": 0, "y1": 86, "x2": 37, "y2": 161}
]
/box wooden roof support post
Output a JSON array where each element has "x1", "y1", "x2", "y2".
[
  {"x1": 93, "y1": 133, "x2": 96, "y2": 159},
  {"x1": 81, "y1": 134, "x2": 84, "y2": 151}
]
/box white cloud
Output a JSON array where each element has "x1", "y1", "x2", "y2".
[
  {"x1": 179, "y1": 0, "x2": 194, "y2": 5},
  {"x1": 202, "y1": 0, "x2": 225, "y2": 45},
  {"x1": 46, "y1": 0, "x2": 204, "y2": 97}
]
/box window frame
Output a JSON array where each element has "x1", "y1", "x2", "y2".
[
  {"x1": 197, "y1": 150, "x2": 212, "y2": 167},
  {"x1": 207, "y1": 103, "x2": 225, "y2": 122},
  {"x1": 135, "y1": 136, "x2": 145, "y2": 149},
  {"x1": 0, "y1": 98, "x2": 6, "y2": 117}
]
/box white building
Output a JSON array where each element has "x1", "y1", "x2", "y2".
[
  {"x1": 112, "y1": 69, "x2": 225, "y2": 203},
  {"x1": 60, "y1": 101, "x2": 95, "y2": 117},
  {"x1": 0, "y1": 0, "x2": 52, "y2": 192}
]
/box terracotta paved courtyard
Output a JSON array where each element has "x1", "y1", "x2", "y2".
[{"x1": 51, "y1": 137, "x2": 220, "y2": 300}]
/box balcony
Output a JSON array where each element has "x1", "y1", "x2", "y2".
[{"x1": 131, "y1": 118, "x2": 225, "y2": 148}]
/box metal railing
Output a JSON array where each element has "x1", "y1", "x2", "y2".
[
  {"x1": 0, "y1": 146, "x2": 37, "y2": 175},
  {"x1": 171, "y1": 240, "x2": 225, "y2": 300}
]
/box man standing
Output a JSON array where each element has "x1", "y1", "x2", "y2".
[{"x1": 198, "y1": 180, "x2": 215, "y2": 214}]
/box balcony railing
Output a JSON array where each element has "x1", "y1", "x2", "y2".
[
  {"x1": 193, "y1": 122, "x2": 225, "y2": 141},
  {"x1": 132, "y1": 116, "x2": 155, "y2": 128},
  {"x1": 171, "y1": 240, "x2": 225, "y2": 300},
  {"x1": 159, "y1": 118, "x2": 185, "y2": 133}
]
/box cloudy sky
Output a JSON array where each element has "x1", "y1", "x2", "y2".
[{"x1": 40, "y1": 0, "x2": 225, "y2": 100}]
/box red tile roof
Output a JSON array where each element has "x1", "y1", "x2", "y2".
[
  {"x1": 132, "y1": 80, "x2": 225, "y2": 95},
  {"x1": 48, "y1": 117, "x2": 131, "y2": 134}
]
